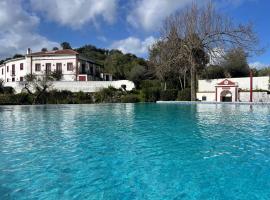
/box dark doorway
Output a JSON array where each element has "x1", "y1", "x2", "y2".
[{"x1": 220, "y1": 90, "x2": 232, "y2": 102}]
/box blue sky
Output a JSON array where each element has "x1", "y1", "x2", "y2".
[{"x1": 0, "y1": 0, "x2": 269, "y2": 68}]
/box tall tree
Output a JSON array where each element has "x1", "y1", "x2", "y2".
[
  {"x1": 155, "y1": 2, "x2": 259, "y2": 100},
  {"x1": 222, "y1": 48, "x2": 250, "y2": 77},
  {"x1": 61, "y1": 42, "x2": 72, "y2": 50},
  {"x1": 257, "y1": 67, "x2": 270, "y2": 76}
]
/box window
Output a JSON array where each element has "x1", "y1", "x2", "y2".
[
  {"x1": 20, "y1": 63, "x2": 24, "y2": 70},
  {"x1": 12, "y1": 78, "x2": 15, "y2": 82},
  {"x1": 7, "y1": 66, "x2": 9, "y2": 72},
  {"x1": 35, "y1": 63, "x2": 41, "y2": 71},
  {"x1": 202, "y1": 96, "x2": 207, "y2": 101},
  {"x1": 46, "y1": 63, "x2": 51, "y2": 74},
  {"x1": 67, "y1": 62, "x2": 73, "y2": 71},
  {"x1": 56, "y1": 63, "x2": 62, "y2": 72},
  {"x1": 7, "y1": 78, "x2": 9, "y2": 82},
  {"x1": 12, "y1": 65, "x2": 15, "y2": 76},
  {"x1": 1, "y1": 68, "x2": 3, "y2": 75},
  {"x1": 20, "y1": 77, "x2": 24, "y2": 82}
]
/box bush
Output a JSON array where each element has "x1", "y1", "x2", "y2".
[
  {"x1": 0, "y1": 95, "x2": 12, "y2": 105},
  {"x1": 177, "y1": 88, "x2": 191, "y2": 101},
  {"x1": 0, "y1": 93, "x2": 32, "y2": 105},
  {"x1": 141, "y1": 87, "x2": 160, "y2": 102},
  {"x1": 94, "y1": 87, "x2": 122, "y2": 103},
  {"x1": 13, "y1": 93, "x2": 33, "y2": 104},
  {"x1": 51, "y1": 70, "x2": 63, "y2": 81},
  {"x1": 160, "y1": 89, "x2": 178, "y2": 101},
  {"x1": 121, "y1": 94, "x2": 140, "y2": 103},
  {"x1": 75, "y1": 91, "x2": 93, "y2": 104},
  {"x1": 2, "y1": 87, "x2": 15, "y2": 94}
]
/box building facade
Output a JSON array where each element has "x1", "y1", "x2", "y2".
[
  {"x1": 0, "y1": 49, "x2": 112, "y2": 83},
  {"x1": 197, "y1": 76, "x2": 270, "y2": 102}
]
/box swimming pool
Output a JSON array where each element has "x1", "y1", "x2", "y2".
[{"x1": 0, "y1": 104, "x2": 269, "y2": 199}]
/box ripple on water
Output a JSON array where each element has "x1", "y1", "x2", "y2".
[{"x1": 0, "y1": 104, "x2": 270, "y2": 199}]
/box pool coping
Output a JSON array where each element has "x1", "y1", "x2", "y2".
[{"x1": 156, "y1": 101, "x2": 270, "y2": 105}]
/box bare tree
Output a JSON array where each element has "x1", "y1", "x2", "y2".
[
  {"x1": 156, "y1": 1, "x2": 260, "y2": 100},
  {"x1": 149, "y1": 41, "x2": 171, "y2": 90}
]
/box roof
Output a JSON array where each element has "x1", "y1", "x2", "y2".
[
  {"x1": 217, "y1": 79, "x2": 237, "y2": 86},
  {"x1": 1, "y1": 57, "x2": 25, "y2": 65},
  {"x1": 28, "y1": 49, "x2": 79, "y2": 56}
]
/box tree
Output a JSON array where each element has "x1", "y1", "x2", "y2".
[
  {"x1": 61, "y1": 42, "x2": 72, "y2": 50},
  {"x1": 257, "y1": 67, "x2": 270, "y2": 76},
  {"x1": 221, "y1": 48, "x2": 250, "y2": 77},
  {"x1": 41, "y1": 48, "x2": 48, "y2": 52},
  {"x1": 155, "y1": 2, "x2": 259, "y2": 100},
  {"x1": 52, "y1": 47, "x2": 59, "y2": 51},
  {"x1": 128, "y1": 65, "x2": 146, "y2": 88},
  {"x1": 104, "y1": 50, "x2": 148, "y2": 81},
  {"x1": 23, "y1": 73, "x2": 53, "y2": 104},
  {"x1": 13, "y1": 54, "x2": 24, "y2": 59},
  {"x1": 201, "y1": 65, "x2": 225, "y2": 79}
]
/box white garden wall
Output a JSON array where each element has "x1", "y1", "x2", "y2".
[
  {"x1": 198, "y1": 76, "x2": 269, "y2": 92},
  {"x1": 5, "y1": 80, "x2": 135, "y2": 93},
  {"x1": 239, "y1": 92, "x2": 270, "y2": 102}
]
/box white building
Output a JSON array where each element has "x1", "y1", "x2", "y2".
[
  {"x1": 197, "y1": 76, "x2": 270, "y2": 102},
  {"x1": 0, "y1": 49, "x2": 113, "y2": 83}
]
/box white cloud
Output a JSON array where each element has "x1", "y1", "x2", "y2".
[
  {"x1": 127, "y1": 0, "x2": 253, "y2": 31},
  {"x1": 0, "y1": 0, "x2": 58, "y2": 59},
  {"x1": 110, "y1": 36, "x2": 156, "y2": 56},
  {"x1": 127, "y1": 0, "x2": 192, "y2": 31},
  {"x1": 30, "y1": 0, "x2": 118, "y2": 29},
  {"x1": 249, "y1": 62, "x2": 269, "y2": 69}
]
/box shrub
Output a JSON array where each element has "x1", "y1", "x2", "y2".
[
  {"x1": 141, "y1": 87, "x2": 161, "y2": 102},
  {"x1": 160, "y1": 89, "x2": 178, "y2": 101},
  {"x1": 121, "y1": 94, "x2": 140, "y2": 103},
  {"x1": 177, "y1": 88, "x2": 191, "y2": 101},
  {"x1": 13, "y1": 93, "x2": 33, "y2": 104},
  {"x1": 2, "y1": 87, "x2": 15, "y2": 94},
  {"x1": 51, "y1": 70, "x2": 63, "y2": 81},
  {"x1": 75, "y1": 91, "x2": 93, "y2": 103},
  {"x1": 94, "y1": 87, "x2": 122, "y2": 103}
]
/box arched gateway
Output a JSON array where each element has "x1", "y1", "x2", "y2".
[
  {"x1": 220, "y1": 90, "x2": 232, "y2": 102},
  {"x1": 215, "y1": 79, "x2": 238, "y2": 102}
]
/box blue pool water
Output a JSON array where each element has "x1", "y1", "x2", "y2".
[{"x1": 0, "y1": 104, "x2": 270, "y2": 200}]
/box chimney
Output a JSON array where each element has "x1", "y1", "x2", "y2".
[{"x1": 27, "y1": 48, "x2": 32, "y2": 55}]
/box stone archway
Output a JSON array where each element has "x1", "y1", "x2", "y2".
[{"x1": 220, "y1": 90, "x2": 232, "y2": 102}]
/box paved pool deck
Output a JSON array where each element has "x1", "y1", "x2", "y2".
[{"x1": 156, "y1": 101, "x2": 270, "y2": 105}]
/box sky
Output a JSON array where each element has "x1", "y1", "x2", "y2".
[{"x1": 0, "y1": 0, "x2": 269, "y2": 68}]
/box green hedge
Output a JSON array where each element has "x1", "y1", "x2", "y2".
[
  {"x1": 177, "y1": 88, "x2": 191, "y2": 101},
  {"x1": 121, "y1": 94, "x2": 140, "y2": 103},
  {"x1": 0, "y1": 87, "x2": 15, "y2": 94},
  {"x1": 141, "y1": 87, "x2": 161, "y2": 102},
  {"x1": 0, "y1": 93, "x2": 32, "y2": 105},
  {"x1": 94, "y1": 87, "x2": 123, "y2": 103},
  {"x1": 160, "y1": 89, "x2": 178, "y2": 101}
]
